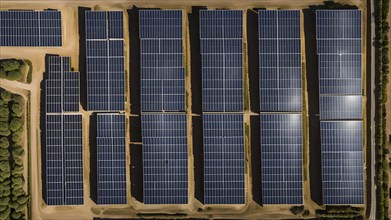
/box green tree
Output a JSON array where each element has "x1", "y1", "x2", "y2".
[
  {"x1": 0, "y1": 121, "x2": 10, "y2": 133},
  {"x1": 0, "y1": 68, "x2": 6, "y2": 79},
  {"x1": 11, "y1": 211, "x2": 22, "y2": 219},
  {"x1": 0, "y1": 197, "x2": 10, "y2": 206},
  {"x1": 0, "y1": 148, "x2": 10, "y2": 158},
  {"x1": 0, "y1": 91, "x2": 12, "y2": 102},
  {"x1": 16, "y1": 195, "x2": 28, "y2": 205},
  {"x1": 0, "y1": 206, "x2": 11, "y2": 219},
  {"x1": 12, "y1": 188, "x2": 24, "y2": 197},
  {"x1": 9, "y1": 117, "x2": 22, "y2": 132},
  {"x1": 1, "y1": 60, "x2": 20, "y2": 72},
  {"x1": 12, "y1": 94, "x2": 23, "y2": 105},
  {"x1": 0, "y1": 105, "x2": 9, "y2": 118},
  {"x1": 0, "y1": 137, "x2": 9, "y2": 149},
  {"x1": 11, "y1": 103, "x2": 23, "y2": 117},
  {"x1": 6, "y1": 69, "x2": 22, "y2": 81}
]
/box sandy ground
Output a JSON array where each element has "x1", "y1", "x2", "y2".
[{"x1": 0, "y1": 0, "x2": 367, "y2": 219}]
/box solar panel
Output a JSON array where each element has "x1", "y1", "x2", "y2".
[
  {"x1": 46, "y1": 56, "x2": 79, "y2": 113},
  {"x1": 260, "y1": 113, "x2": 303, "y2": 204},
  {"x1": 139, "y1": 10, "x2": 185, "y2": 112},
  {"x1": 96, "y1": 113, "x2": 127, "y2": 204},
  {"x1": 316, "y1": 10, "x2": 362, "y2": 95},
  {"x1": 203, "y1": 113, "x2": 245, "y2": 204},
  {"x1": 200, "y1": 10, "x2": 243, "y2": 112},
  {"x1": 258, "y1": 10, "x2": 302, "y2": 112},
  {"x1": 0, "y1": 10, "x2": 62, "y2": 47},
  {"x1": 141, "y1": 113, "x2": 188, "y2": 204},
  {"x1": 85, "y1": 11, "x2": 125, "y2": 111},
  {"x1": 45, "y1": 114, "x2": 83, "y2": 205},
  {"x1": 321, "y1": 121, "x2": 364, "y2": 204},
  {"x1": 320, "y1": 95, "x2": 362, "y2": 120}
]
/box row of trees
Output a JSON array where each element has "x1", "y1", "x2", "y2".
[
  {"x1": 315, "y1": 206, "x2": 363, "y2": 219},
  {"x1": 0, "y1": 89, "x2": 29, "y2": 219},
  {"x1": 0, "y1": 60, "x2": 24, "y2": 81},
  {"x1": 374, "y1": 0, "x2": 390, "y2": 219}
]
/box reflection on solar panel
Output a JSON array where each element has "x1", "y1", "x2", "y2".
[
  {"x1": 46, "y1": 56, "x2": 79, "y2": 113},
  {"x1": 321, "y1": 121, "x2": 364, "y2": 204},
  {"x1": 203, "y1": 113, "x2": 245, "y2": 204},
  {"x1": 141, "y1": 113, "x2": 188, "y2": 204},
  {"x1": 200, "y1": 10, "x2": 243, "y2": 112},
  {"x1": 260, "y1": 113, "x2": 303, "y2": 204},
  {"x1": 139, "y1": 10, "x2": 185, "y2": 112},
  {"x1": 96, "y1": 113, "x2": 127, "y2": 204},
  {"x1": 316, "y1": 10, "x2": 362, "y2": 95},
  {"x1": 316, "y1": 10, "x2": 364, "y2": 205},
  {"x1": 45, "y1": 114, "x2": 83, "y2": 205},
  {"x1": 85, "y1": 11, "x2": 125, "y2": 111},
  {"x1": 0, "y1": 10, "x2": 62, "y2": 46},
  {"x1": 258, "y1": 10, "x2": 302, "y2": 112},
  {"x1": 320, "y1": 95, "x2": 362, "y2": 120}
]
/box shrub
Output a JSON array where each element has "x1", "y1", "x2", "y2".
[
  {"x1": 0, "y1": 137, "x2": 9, "y2": 149},
  {"x1": 9, "y1": 117, "x2": 23, "y2": 132},
  {"x1": 0, "y1": 91, "x2": 12, "y2": 102},
  {"x1": 11, "y1": 103, "x2": 23, "y2": 117},
  {"x1": 11, "y1": 211, "x2": 22, "y2": 219},
  {"x1": 6, "y1": 69, "x2": 22, "y2": 81},
  {"x1": 1, "y1": 60, "x2": 20, "y2": 72},
  {"x1": 0, "y1": 68, "x2": 6, "y2": 79},
  {"x1": 290, "y1": 205, "x2": 304, "y2": 215}
]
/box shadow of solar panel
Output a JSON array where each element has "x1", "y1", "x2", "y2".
[
  {"x1": 203, "y1": 113, "x2": 245, "y2": 204},
  {"x1": 45, "y1": 114, "x2": 83, "y2": 205},
  {"x1": 139, "y1": 10, "x2": 186, "y2": 112},
  {"x1": 96, "y1": 114, "x2": 127, "y2": 205},
  {"x1": 260, "y1": 113, "x2": 303, "y2": 204},
  {"x1": 141, "y1": 113, "x2": 188, "y2": 204},
  {"x1": 85, "y1": 11, "x2": 125, "y2": 111},
  {"x1": 200, "y1": 10, "x2": 243, "y2": 112},
  {"x1": 0, "y1": 11, "x2": 62, "y2": 47},
  {"x1": 320, "y1": 121, "x2": 364, "y2": 204},
  {"x1": 258, "y1": 10, "x2": 302, "y2": 112}
]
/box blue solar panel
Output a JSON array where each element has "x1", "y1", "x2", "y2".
[
  {"x1": 139, "y1": 10, "x2": 185, "y2": 112},
  {"x1": 85, "y1": 11, "x2": 125, "y2": 111},
  {"x1": 200, "y1": 10, "x2": 243, "y2": 112},
  {"x1": 203, "y1": 113, "x2": 245, "y2": 204},
  {"x1": 320, "y1": 95, "x2": 362, "y2": 120},
  {"x1": 96, "y1": 114, "x2": 127, "y2": 205},
  {"x1": 321, "y1": 121, "x2": 364, "y2": 205},
  {"x1": 0, "y1": 10, "x2": 62, "y2": 47},
  {"x1": 260, "y1": 113, "x2": 303, "y2": 204},
  {"x1": 46, "y1": 56, "x2": 79, "y2": 113},
  {"x1": 45, "y1": 114, "x2": 83, "y2": 205},
  {"x1": 141, "y1": 113, "x2": 188, "y2": 204},
  {"x1": 258, "y1": 10, "x2": 302, "y2": 112}
]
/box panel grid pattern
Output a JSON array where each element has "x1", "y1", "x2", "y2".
[
  {"x1": 320, "y1": 95, "x2": 362, "y2": 120},
  {"x1": 139, "y1": 10, "x2": 185, "y2": 112},
  {"x1": 85, "y1": 11, "x2": 125, "y2": 111},
  {"x1": 203, "y1": 113, "x2": 245, "y2": 204},
  {"x1": 0, "y1": 10, "x2": 62, "y2": 47},
  {"x1": 96, "y1": 114, "x2": 127, "y2": 205},
  {"x1": 321, "y1": 121, "x2": 364, "y2": 204},
  {"x1": 46, "y1": 56, "x2": 79, "y2": 113},
  {"x1": 142, "y1": 113, "x2": 188, "y2": 204},
  {"x1": 258, "y1": 10, "x2": 302, "y2": 112},
  {"x1": 45, "y1": 114, "x2": 83, "y2": 205},
  {"x1": 200, "y1": 10, "x2": 243, "y2": 112}
]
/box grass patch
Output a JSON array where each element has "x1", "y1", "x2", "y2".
[
  {"x1": 24, "y1": 60, "x2": 33, "y2": 84},
  {"x1": 27, "y1": 91, "x2": 32, "y2": 220}
]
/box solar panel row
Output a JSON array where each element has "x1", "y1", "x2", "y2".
[
  {"x1": 0, "y1": 10, "x2": 62, "y2": 47},
  {"x1": 46, "y1": 56, "x2": 79, "y2": 113},
  {"x1": 45, "y1": 114, "x2": 83, "y2": 205},
  {"x1": 200, "y1": 10, "x2": 243, "y2": 112},
  {"x1": 85, "y1": 11, "x2": 125, "y2": 111},
  {"x1": 139, "y1": 10, "x2": 186, "y2": 112},
  {"x1": 258, "y1": 10, "x2": 303, "y2": 205},
  {"x1": 316, "y1": 10, "x2": 364, "y2": 205},
  {"x1": 96, "y1": 113, "x2": 127, "y2": 205},
  {"x1": 139, "y1": 10, "x2": 189, "y2": 205}
]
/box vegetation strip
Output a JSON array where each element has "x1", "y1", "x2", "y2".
[
  {"x1": 0, "y1": 88, "x2": 29, "y2": 219},
  {"x1": 374, "y1": 0, "x2": 390, "y2": 219}
]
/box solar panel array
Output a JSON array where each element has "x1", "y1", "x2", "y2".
[
  {"x1": 138, "y1": 10, "x2": 189, "y2": 205},
  {"x1": 258, "y1": 10, "x2": 303, "y2": 204},
  {"x1": 85, "y1": 11, "x2": 125, "y2": 111},
  {"x1": 96, "y1": 113, "x2": 127, "y2": 204},
  {"x1": 200, "y1": 10, "x2": 243, "y2": 112},
  {"x1": 316, "y1": 10, "x2": 364, "y2": 205},
  {"x1": 45, "y1": 114, "x2": 83, "y2": 205},
  {"x1": 46, "y1": 56, "x2": 79, "y2": 113},
  {"x1": 139, "y1": 10, "x2": 186, "y2": 112},
  {"x1": 321, "y1": 121, "x2": 364, "y2": 204},
  {"x1": 44, "y1": 55, "x2": 83, "y2": 206},
  {"x1": 203, "y1": 113, "x2": 245, "y2": 204},
  {"x1": 0, "y1": 10, "x2": 62, "y2": 47},
  {"x1": 260, "y1": 113, "x2": 303, "y2": 204},
  {"x1": 141, "y1": 113, "x2": 188, "y2": 204},
  {"x1": 258, "y1": 10, "x2": 302, "y2": 112}
]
